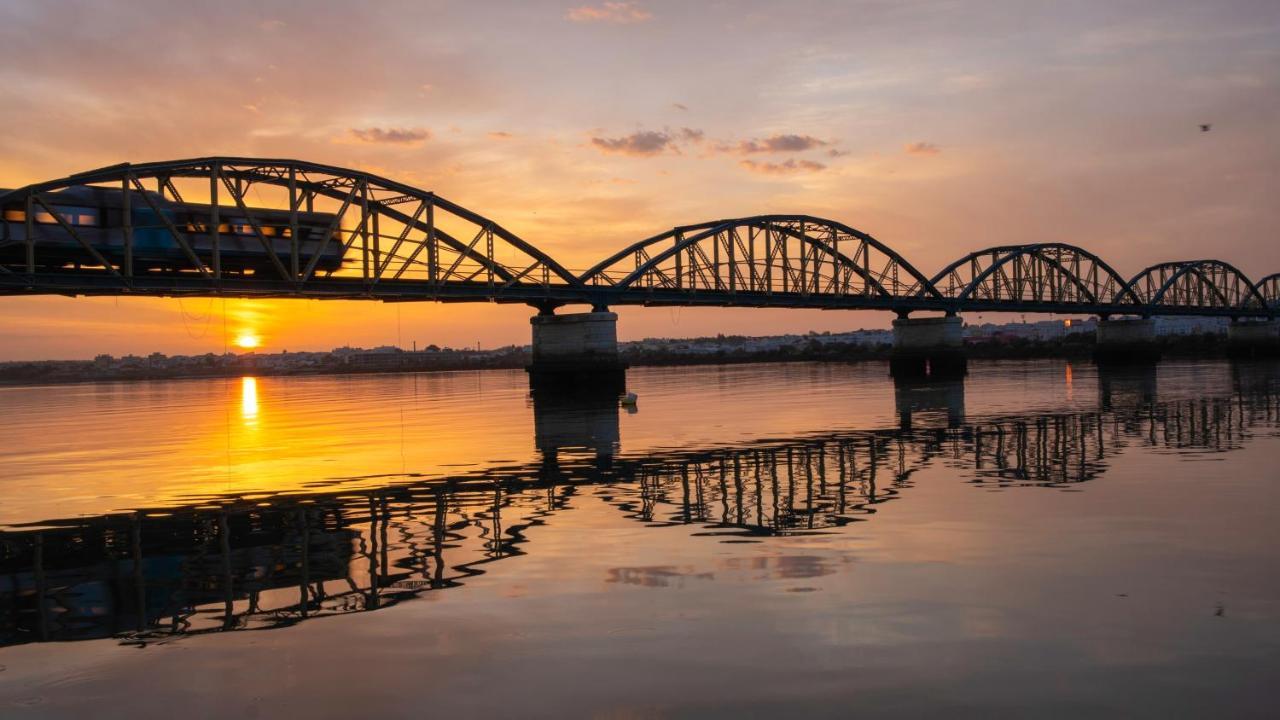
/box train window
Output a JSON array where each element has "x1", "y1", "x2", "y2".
[
  {"x1": 32, "y1": 206, "x2": 98, "y2": 226},
  {"x1": 231, "y1": 222, "x2": 276, "y2": 237},
  {"x1": 184, "y1": 221, "x2": 257, "y2": 236}
]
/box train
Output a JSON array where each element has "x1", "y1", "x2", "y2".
[{"x1": 0, "y1": 184, "x2": 347, "y2": 275}]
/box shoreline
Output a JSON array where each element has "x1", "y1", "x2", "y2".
[{"x1": 0, "y1": 333, "x2": 1249, "y2": 389}]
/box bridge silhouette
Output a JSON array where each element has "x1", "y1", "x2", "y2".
[
  {"x1": 2, "y1": 157, "x2": 1276, "y2": 317},
  {"x1": 4, "y1": 157, "x2": 1277, "y2": 377}
]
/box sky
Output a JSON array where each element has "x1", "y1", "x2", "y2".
[{"x1": 0, "y1": 0, "x2": 1277, "y2": 359}]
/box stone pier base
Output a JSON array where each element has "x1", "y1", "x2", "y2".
[
  {"x1": 527, "y1": 311, "x2": 627, "y2": 391},
  {"x1": 890, "y1": 316, "x2": 966, "y2": 379},
  {"x1": 1227, "y1": 319, "x2": 1280, "y2": 359},
  {"x1": 1094, "y1": 318, "x2": 1160, "y2": 364}
]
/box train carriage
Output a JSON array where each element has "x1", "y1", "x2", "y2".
[{"x1": 0, "y1": 184, "x2": 347, "y2": 275}]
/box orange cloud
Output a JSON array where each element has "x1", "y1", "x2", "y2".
[
  {"x1": 739, "y1": 159, "x2": 826, "y2": 175},
  {"x1": 590, "y1": 127, "x2": 702, "y2": 156},
  {"x1": 904, "y1": 141, "x2": 941, "y2": 156},
  {"x1": 566, "y1": 2, "x2": 652, "y2": 24},
  {"x1": 488, "y1": 131, "x2": 514, "y2": 140},
  {"x1": 347, "y1": 127, "x2": 432, "y2": 145},
  {"x1": 731, "y1": 134, "x2": 829, "y2": 154}
]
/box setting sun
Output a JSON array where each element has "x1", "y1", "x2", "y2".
[{"x1": 234, "y1": 333, "x2": 260, "y2": 349}]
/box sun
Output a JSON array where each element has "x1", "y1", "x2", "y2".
[{"x1": 234, "y1": 333, "x2": 261, "y2": 349}]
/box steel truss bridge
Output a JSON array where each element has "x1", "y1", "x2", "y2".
[{"x1": 1, "y1": 157, "x2": 1276, "y2": 318}]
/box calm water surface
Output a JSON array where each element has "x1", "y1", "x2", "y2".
[{"x1": 1, "y1": 359, "x2": 1278, "y2": 718}]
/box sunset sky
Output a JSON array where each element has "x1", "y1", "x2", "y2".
[{"x1": 0, "y1": 0, "x2": 1277, "y2": 359}]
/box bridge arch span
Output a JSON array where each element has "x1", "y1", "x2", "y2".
[
  {"x1": 0, "y1": 157, "x2": 582, "y2": 296},
  {"x1": 924, "y1": 243, "x2": 1142, "y2": 310},
  {"x1": 1255, "y1": 272, "x2": 1280, "y2": 309},
  {"x1": 1123, "y1": 260, "x2": 1268, "y2": 315},
  {"x1": 578, "y1": 215, "x2": 944, "y2": 303}
]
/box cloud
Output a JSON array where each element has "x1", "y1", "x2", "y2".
[
  {"x1": 677, "y1": 127, "x2": 704, "y2": 142},
  {"x1": 739, "y1": 159, "x2": 826, "y2": 175},
  {"x1": 826, "y1": 148, "x2": 850, "y2": 158},
  {"x1": 590, "y1": 130, "x2": 675, "y2": 156},
  {"x1": 721, "y1": 133, "x2": 829, "y2": 155},
  {"x1": 672, "y1": 102, "x2": 688, "y2": 111},
  {"x1": 258, "y1": 19, "x2": 285, "y2": 32},
  {"x1": 590, "y1": 128, "x2": 703, "y2": 156},
  {"x1": 347, "y1": 127, "x2": 432, "y2": 145},
  {"x1": 566, "y1": 2, "x2": 652, "y2": 24},
  {"x1": 488, "y1": 131, "x2": 513, "y2": 139},
  {"x1": 904, "y1": 141, "x2": 941, "y2": 156}
]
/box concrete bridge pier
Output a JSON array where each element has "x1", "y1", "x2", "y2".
[
  {"x1": 1227, "y1": 319, "x2": 1280, "y2": 359},
  {"x1": 890, "y1": 315, "x2": 966, "y2": 379},
  {"x1": 1094, "y1": 317, "x2": 1160, "y2": 364},
  {"x1": 527, "y1": 307, "x2": 627, "y2": 392}
]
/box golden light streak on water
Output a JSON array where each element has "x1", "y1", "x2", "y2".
[{"x1": 240, "y1": 376, "x2": 259, "y2": 424}]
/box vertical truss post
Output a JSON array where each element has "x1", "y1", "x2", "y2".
[
  {"x1": 761, "y1": 226, "x2": 771, "y2": 293},
  {"x1": 861, "y1": 243, "x2": 870, "y2": 296},
  {"x1": 673, "y1": 231, "x2": 683, "y2": 290},
  {"x1": 713, "y1": 230, "x2": 722, "y2": 291},
  {"x1": 372, "y1": 208, "x2": 382, "y2": 283},
  {"x1": 122, "y1": 175, "x2": 134, "y2": 277},
  {"x1": 210, "y1": 164, "x2": 221, "y2": 279},
  {"x1": 728, "y1": 228, "x2": 737, "y2": 293},
  {"x1": 830, "y1": 227, "x2": 840, "y2": 295},
  {"x1": 1015, "y1": 257, "x2": 1024, "y2": 301},
  {"x1": 360, "y1": 181, "x2": 370, "y2": 282},
  {"x1": 427, "y1": 198, "x2": 438, "y2": 287},
  {"x1": 24, "y1": 194, "x2": 34, "y2": 273},
  {"x1": 797, "y1": 222, "x2": 808, "y2": 295},
  {"x1": 289, "y1": 167, "x2": 299, "y2": 279},
  {"x1": 485, "y1": 227, "x2": 495, "y2": 287}
]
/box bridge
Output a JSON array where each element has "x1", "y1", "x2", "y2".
[{"x1": 3, "y1": 157, "x2": 1278, "y2": 376}]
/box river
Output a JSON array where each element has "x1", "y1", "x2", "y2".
[{"x1": 1, "y1": 359, "x2": 1278, "y2": 717}]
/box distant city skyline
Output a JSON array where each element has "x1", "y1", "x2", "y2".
[
  {"x1": 2, "y1": 313, "x2": 1233, "y2": 364},
  {"x1": 1, "y1": 0, "x2": 1277, "y2": 359}
]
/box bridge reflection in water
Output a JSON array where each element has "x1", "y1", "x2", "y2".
[{"x1": 2, "y1": 362, "x2": 1277, "y2": 648}]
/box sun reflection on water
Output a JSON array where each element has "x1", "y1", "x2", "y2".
[{"x1": 240, "y1": 376, "x2": 259, "y2": 424}]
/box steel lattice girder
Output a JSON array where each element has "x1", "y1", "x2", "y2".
[{"x1": 0, "y1": 158, "x2": 1276, "y2": 318}]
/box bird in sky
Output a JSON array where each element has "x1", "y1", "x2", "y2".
[{"x1": 1200, "y1": 124, "x2": 1212, "y2": 132}]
